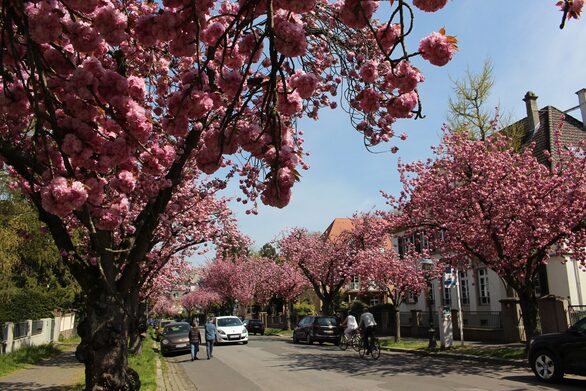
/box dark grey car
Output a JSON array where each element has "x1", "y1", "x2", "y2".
[
  {"x1": 160, "y1": 322, "x2": 191, "y2": 356},
  {"x1": 292, "y1": 316, "x2": 340, "y2": 345},
  {"x1": 529, "y1": 317, "x2": 586, "y2": 382}
]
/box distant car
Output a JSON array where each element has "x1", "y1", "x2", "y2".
[
  {"x1": 292, "y1": 315, "x2": 340, "y2": 345},
  {"x1": 215, "y1": 316, "x2": 248, "y2": 344},
  {"x1": 529, "y1": 317, "x2": 586, "y2": 382},
  {"x1": 244, "y1": 319, "x2": 265, "y2": 335},
  {"x1": 160, "y1": 322, "x2": 191, "y2": 356}
]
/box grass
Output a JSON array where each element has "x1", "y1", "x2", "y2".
[
  {"x1": 0, "y1": 343, "x2": 63, "y2": 377},
  {"x1": 450, "y1": 345, "x2": 526, "y2": 360},
  {"x1": 264, "y1": 328, "x2": 293, "y2": 336},
  {"x1": 128, "y1": 333, "x2": 157, "y2": 391},
  {"x1": 379, "y1": 340, "x2": 429, "y2": 350}
]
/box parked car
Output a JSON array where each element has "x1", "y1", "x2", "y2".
[
  {"x1": 159, "y1": 322, "x2": 191, "y2": 356},
  {"x1": 243, "y1": 319, "x2": 265, "y2": 335},
  {"x1": 292, "y1": 315, "x2": 340, "y2": 345},
  {"x1": 215, "y1": 316, "x2": 248, "y2": 344},
  {"x1": 155, "y1": 319, "x2": 173, "y2": 341},
  {"x1": 529, "y1": 316, "x2": 586, "y2": 382}
]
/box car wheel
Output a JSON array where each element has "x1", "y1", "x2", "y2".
[
  {"x1": 260, "y1": 332, "x2": 264, "y2": 336},
  {"x1": 306, "y1": 334, "x2": 313, "y2": 345},
  {"x1": 318, "y1": 341, "x2": 324, "y2": 345},
  {"x1": 293, "y1": 335, "x2": 299, "y2": 344},
  {"x1": 532, "y1": 350, "x2": 563, "y2": 382}
]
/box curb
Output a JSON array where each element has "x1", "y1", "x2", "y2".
[{"x1": 379, "y1": 346, "x2": 528, "y2": 368}]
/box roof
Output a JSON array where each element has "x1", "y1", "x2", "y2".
[
  {"x1": 502, "y1": 106, "x2": 586, "y2": 168},
  {"x1": 323, "y1": 218, "x2": 354, "y2": 239}
]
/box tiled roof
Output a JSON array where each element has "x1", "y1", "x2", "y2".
[
  {"x1": 323, "y1": 218, "x2": 354, "y2": 239},
  {"x1": 503, "y1": 106, "x2": 586, "y2": 167}
]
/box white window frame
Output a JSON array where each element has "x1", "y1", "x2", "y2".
[
  {"x1": 459, "y1": 271, "x2": 470, "y2": 305},
  {"x1": 477, "y1": 269, "x2": 490, "y2": 305}
]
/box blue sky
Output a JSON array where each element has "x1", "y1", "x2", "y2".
[{"x1": 196, "y1": 1, "x2": 586, "y2": 262}]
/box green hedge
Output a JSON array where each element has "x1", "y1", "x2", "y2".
[{"x1": 0, "y1": 290, "x2": 59, "y2": 322}]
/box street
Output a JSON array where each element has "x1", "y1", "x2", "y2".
[{"x1": 163, "y1": 336, "x2": 586, "y2": 391}]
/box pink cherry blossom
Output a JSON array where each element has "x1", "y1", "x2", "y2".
[
  {"x1": 419, "y1": 30, "x2": 457, "y2": 66},
  {"x1": 413, "y1": 0, "x2": 449, "y2": 13}
]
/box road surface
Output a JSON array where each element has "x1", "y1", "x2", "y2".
[{"x1": 163, "y1": 336, "x2": 586, "y2": 391}]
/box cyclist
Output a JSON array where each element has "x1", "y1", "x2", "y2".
[
  {"x1": 341, "y1": 313, "x2": 358, "y2": 340},
  {"x1": 359, "y1": 308, "x2": 377, "y2": 353}
]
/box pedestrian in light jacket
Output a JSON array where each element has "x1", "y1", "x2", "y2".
[
  {"x1": 188, "y1": 320, "x2": 202, "y2": 361},
  {"x1": 204, "y1": 318, "x2": 216, "y2": 359}
]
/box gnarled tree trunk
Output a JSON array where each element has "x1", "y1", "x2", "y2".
[
  {"x1": 75, "y1": 287, "x2": 140, "y2": 391},
  {"x1": 518, "y1": 289, "x2": 539, "y2": 350},
  {"x1": 128, "y1": 301, "x2": 148, "y2": 356}
]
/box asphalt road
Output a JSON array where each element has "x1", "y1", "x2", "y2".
[{"x1": 164, "y1": 336, "x2": 586, "y2": 391}]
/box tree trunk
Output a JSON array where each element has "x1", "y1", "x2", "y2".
[
  {"x1": 518, "y1": 289, "x2": 539, "y2": 349},
  {"x1": 128, "y1": 301, "x2": 147, "y2": 356},
  {"x1": 76, "y1": 289, "x2": 140, "y2": 391},
  {"x1": 321, "y1": 294, "x2": 335, "y2": 315},
  {"x1": 284, "y1": 300, "x2": 291, "y2": 330},
  {"x1": 394, "y1": 308, "x2": 401, "y2": 343}
]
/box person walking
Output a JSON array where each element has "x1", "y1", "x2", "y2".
[
  {"x1": 204, "y1": 317, "x2": 216, "y2": 359},
  {"x1": 188, "y1": 320, "x2": 202, "y2": 361}
]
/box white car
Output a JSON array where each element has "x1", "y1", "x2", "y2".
[{"x1": 214, "y1": 316, "x2": 248, "y2": 344}]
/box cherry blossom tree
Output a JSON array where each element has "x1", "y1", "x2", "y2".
[
  {"x1": 0, "y1": 0, "x2": 578, "y2": 388},
  {"x1": 354, "y1": 247, "x2": 428, "y2": 341},
  {"x1": 385, "y1": 128, "x2": 586, "y2": 345},
  {"x1": 199, "y1": 255, "x2": 256, "y2": 310},
  {"x1": 278, "y1": 228, "x2": 356, "y2": 315}
]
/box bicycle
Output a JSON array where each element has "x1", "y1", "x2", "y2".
[
  {"x1": 358, "y1": 335, "x2": 381, "y2": 360},
  {"x1": 339, "y1": 330, "x2": 362, "y2": 352}
]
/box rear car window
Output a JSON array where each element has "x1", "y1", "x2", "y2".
[
  {"x1": 249, "y1": 319, "x2": 262, "y2": 324},
  {"x1": 317, "y1": 317, "x2": 337, "y2": 326},
  {"x1": 163, "y1": 324, "x2": 189, "y2": 335}
]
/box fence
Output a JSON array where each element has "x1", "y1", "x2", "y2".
[
  {"x1": 1, "y1": 313, "x2": 76, "y2": 354},
  {"x1": 568, "y1": 305, "x2": 586, "y2": 325},
  {"x1": 461, "y1": 311, "x2": 502, "y2": 329}
]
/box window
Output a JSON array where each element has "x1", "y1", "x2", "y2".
[
  {"x1": 459, "y1": 271, "x2": 470, "y2": 305},
  {"x1": 350, "y1": 276, "x2": 360, "y2": 291},
  {"x1": 369, "y1": 297, "x2": 380, "y2": 306},
  {"x1": 406, "y1": 292, "x2": 418, "y2": 304},
  {"x1": 477, "y1": 269, "x2": 490, "y2": 305}
]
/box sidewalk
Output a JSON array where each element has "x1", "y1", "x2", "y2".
[{"x1": 0, "y1": 344, "x2": 84, "y2": 390}]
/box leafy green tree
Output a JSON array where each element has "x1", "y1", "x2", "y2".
[{"x1": 447, "y1": 59, "x2": 512, "y2": 141}]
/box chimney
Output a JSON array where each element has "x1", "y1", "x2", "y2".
[
  {"x1": 576, "y1": 88, "x2": 586, "y2": 130},
  {"x1": 523, "y1": 91, "x2": 540, "y2": 133}
]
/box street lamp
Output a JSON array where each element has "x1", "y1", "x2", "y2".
[{"x1": 420, "y1": 258, "x2": 437, "y2": 349}]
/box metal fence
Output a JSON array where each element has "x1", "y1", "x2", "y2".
[
  {"x1": 568, "y1": 305, "x2": 586, "y2": 325},
  {"x1": 32, "y1": 320, "x2": 44, "y2": 336},
  {"x1": 13, "y1": 322, "x2": 29, "y2": 339},
  {"x1": 462, "y1": 311, "x2": 502, "y2": 329}
]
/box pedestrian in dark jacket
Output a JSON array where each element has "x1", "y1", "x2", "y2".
[{"x1": 188, "y1": 320, "x2": 202, "y2": 361}]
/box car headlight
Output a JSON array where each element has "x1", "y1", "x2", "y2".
[
  {"x1": 218, "y1": 329, "x2": 226, "y2": 335},
  {"x1": 242, "y1": 328, "x2": 248, "y2": 334},
  {"x1": 162, "y1": 339, "x2": 169, "y2": 345}
]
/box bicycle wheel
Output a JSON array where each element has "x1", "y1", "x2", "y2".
[
  {"x1": 352, "y1": 334, "x2": 362, "y2": 352},
  {"x1": 358, "y1": 346, "x2": 366, "y2": 358},
  {"x1": 339, "y1": 335, "x2": 348, "y2": 351},
  {"x1": 370, "y1": 339, "x2": 381, "y2": 360}
]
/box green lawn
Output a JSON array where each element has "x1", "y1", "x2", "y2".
[
  {"x1": 379, "y1": 340, "x2": 429, "y2": 350},
  {"x1": 450, "y1": 345, "x2": 526, "y2": 360},
  {"x1": 0, "y1": 343, "x2": 63, "y2": 377},
  {"x1": 128, "y1": 334, "x2": 158, "y2": 391}
]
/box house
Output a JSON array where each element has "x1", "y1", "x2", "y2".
[{"x1": 398, "y1": 89, "x2": 586, "y2": 341}]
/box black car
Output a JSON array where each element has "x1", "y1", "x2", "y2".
[
  {"x1": 244, "y1": 319, "x2": 265, "y2": 335},
  {"x1": 292, "y1": 315, "x2": 340, "y2": 345},
  {"x1": 160, "y1": 322, "x2": 191, "y2": 356},
  {"x1": 529, "y1": 317, "x2": 586, "y2": 382}
]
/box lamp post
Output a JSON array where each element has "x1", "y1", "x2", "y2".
[{"x1": 420, "y1": 258, "x2": 437, "y2": 349}]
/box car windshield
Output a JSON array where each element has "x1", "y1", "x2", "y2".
[
  {"x1": 217, "y1": 318, "x2": 243, "y2": 327},
  {"x1": 249, "y1": 320, "x2": 261, "y2": 324},
  {"x1": 317, "y1": 317, "x2": 337, "y2": 326},
  {"x1": 163, "y1": 324, "x2": 189, "y2": 335}
]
